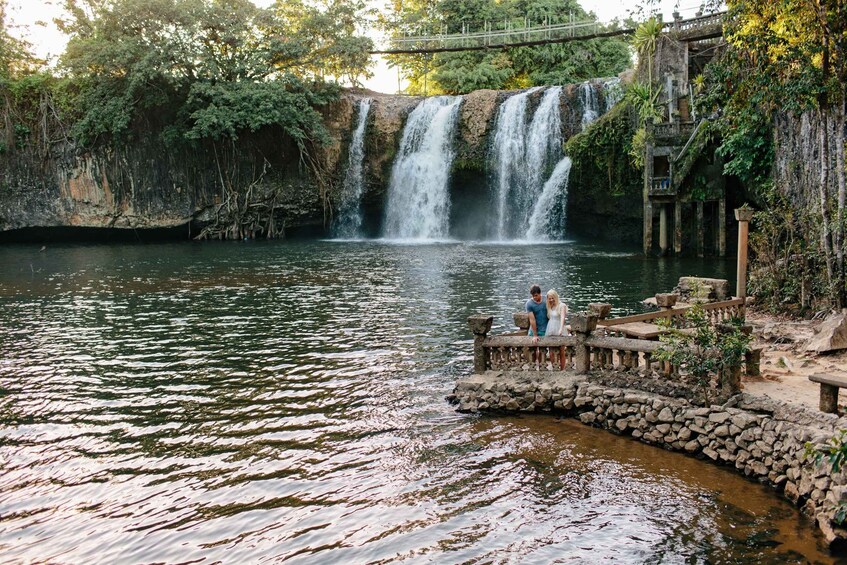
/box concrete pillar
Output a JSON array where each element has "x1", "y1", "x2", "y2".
[
  {"x1": 735, "y1": 207, "x2": 754, "y2": 299},
  {"x1": 820, "y1": 383, "x2": 839, "y2": 413},
  {"x1": 659, "y1": 204, "x2": 668, "y2": 255},
  {"x1": 643, "y1": 200, "x2": 653, "y2": 255},
  {"x1": 655, "y1": 293, "x2": 678, "y2": 310},
  {"x1": 696, "y1": 201, "x2": 704, "y2": 257},
  {"x1": 570, "y1": 313, "x2": 598, "y2": 374},
  {"x1": 673, "y1": 200, "x2": 682, "y2": 254},
  {"x1": 468, "y1": 316, "x2": 493, "y2": 373},
  {"x1": 718, "y1": 198, "x2": 726, "y2": 257}
]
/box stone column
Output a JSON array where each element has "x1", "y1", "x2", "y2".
[
  {"x1": 588, "y1": 303, "x2": 612, "y2": 319},
  {"x1": 655, "y1": 293, "x2": 678, "y2": 311},
  {"x1": 674, "y1": 200, "x2": 682, "y2": 255},
  {"x1": 718, "y1": 198, "x2": 726, "y2": 257},
  {"x1": 643, "y1": 200, "x2": 653, "y2": 255},
  {"x1": 571, "y1": 313, "x2": 598, "y2": 374},
  {"x1": 696, "y1": 201, "x2": 704, "y2": 257},
  {"x1": 468, "y1": 316, "x2": 494, "y2": 374},
  {"x1": 735, "y1": 207, "x2": 754, "y2": 299},
  {"x1": 659, "y1": 204, "x2": 668, "y2": 256}
]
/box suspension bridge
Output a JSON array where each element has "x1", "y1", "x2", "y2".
[{"x1": 369, "y1": 11, "x2": 725, "y2": 55}]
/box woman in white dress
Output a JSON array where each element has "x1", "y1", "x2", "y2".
[{"x1": 544, "y1": 289, "x2": 568, "y2": 336}]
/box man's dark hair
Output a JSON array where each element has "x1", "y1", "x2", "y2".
[{"x1": 530, "y1": 284, "x2": 541, "y2": 295}]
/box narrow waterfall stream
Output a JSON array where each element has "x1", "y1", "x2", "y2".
[
  {"x1": 383, "y1": 96, "x2": 462, "y2": 240},
  {"x1": 492, "y1": 87, "x2": 541, "y2": 240},
  {"x1": 333, "y1": 98, "x2": 371, "y2": 239},
  {"x1": 603, "y1": 77, "x2": 623, "y2": 112},
  {"x1": 580, "y1": 81, "x2": 600, "y2": 127},
  {"x1": 526, "y1": 156, "x2": 573, "y2": 240}
]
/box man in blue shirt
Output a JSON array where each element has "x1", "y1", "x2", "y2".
[{"x1": 525, "y1": 284, "x2": 548, "y2": 342}]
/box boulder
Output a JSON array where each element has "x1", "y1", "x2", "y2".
[
  {"x1": 805, "y1": 313, "x2": 847, "y2": 353},
  {"x1": 674, "y1": 277, "x2": 730, "y2": 302}
]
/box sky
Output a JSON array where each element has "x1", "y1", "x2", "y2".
[{"x1": 5, "y1": 0, "x2": 711, "y2": 94}]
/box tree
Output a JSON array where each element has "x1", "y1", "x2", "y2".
[
  {"x1": 56, "y1": 0, "x2": 373, "y2": 146},
  {"x1": 380, "y1": 0, "x2": 631, "y2": 94},
  {"x1": 715, "y1": 0, "x2": 847, "y2": 307}
]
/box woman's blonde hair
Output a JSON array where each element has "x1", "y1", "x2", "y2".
[{"x1": 546, "y1": 289, "x2": 560, "y2": 317}]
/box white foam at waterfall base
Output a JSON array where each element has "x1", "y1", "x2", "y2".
[
  {"x1": 525, "y1": 156, "x2": 572, "y2": 241},
  {"x1": 333, "y1": 98, "x2": 372, "y2": 239},
  {"x1": 383, "y1": 96, "x2": 462, "y2": 240}
]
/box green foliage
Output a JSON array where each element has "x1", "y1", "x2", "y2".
[
  {"x1": 655, "y1": 304, "x2": 752, "y2": 400},
  {"x1": 806, "y1": 430, "x2": 847, "y2": 473},
  {"x1": 382, "y1": 0, "x2": 632, "y2": 94},
  {"x1": 566, "y1": 100, "x2": 640, "y2": 196},
  {"x1": 805, "y1": 430, "x2": 847, "y2": 525},
  {"x1": 631, "y1": 16, "x2": 662, "y2": 84},
  {"x1": 748, "y1": 190, "x2": 830, "y2": 312},
  {"x1": 625, "y1": 81, "x2": 662, "y2": 125},
  {"x1": 55, "y1": 0, "x2": 372, "y2": 147}
]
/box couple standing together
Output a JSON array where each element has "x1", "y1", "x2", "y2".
[{"x1": 525, "y1": 284, "x2": 568, "y2": 342}]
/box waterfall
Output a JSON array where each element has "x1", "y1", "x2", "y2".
[
  {"x1": 492, "y1": 86, "x2": 565, "y2": 240},
  {"x1": 492, "y1": 87, "x2": 540, "y2": 240},
  {"x1": 603, "y1": 77, "x2": 623, "y2": 112},
  {"x1": 383, "y1": 96, "x2": 462, "y2": 240},
  {"x1": 580, "y1": 82, "x2": 600, "y2": 128},
  {"x1": 333, "y1": 98, "x2": 371, "y2": 239},
  {"x1": 525, "y1": 157, "x2": 572, "y2": 240}
]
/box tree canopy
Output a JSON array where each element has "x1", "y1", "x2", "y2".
[
  {"x1": 380, "y1": 0, "x2": 632, "y2": 94},
  {"x1": 52, "y1": 0, "x2": 373, "y2": 147}
]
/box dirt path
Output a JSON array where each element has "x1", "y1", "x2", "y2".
[{"x1": 742, "y1": 310, "x2": 847, "y2": 411}]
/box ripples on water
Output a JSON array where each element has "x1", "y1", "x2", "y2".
[{"x1": 0, "y1": 240, "x2": 833, "y2": 562}]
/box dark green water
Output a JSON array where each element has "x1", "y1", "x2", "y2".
[{"x1": 0, "y1": 239, "x2": 836, "y2": 562}]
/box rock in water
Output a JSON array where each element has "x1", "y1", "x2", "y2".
[{"x1": 805, "y1": 313, "x2": 847, "y2": 353}]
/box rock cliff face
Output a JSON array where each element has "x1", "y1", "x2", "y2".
[
  {"x1": 773, "y1": 110, "x2": 843, "y2": 212},
  {"x1": 0, "y1": 85, "x2": 638, "y2": 241}
]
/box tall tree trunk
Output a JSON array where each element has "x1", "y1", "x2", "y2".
[
  {"x1": 819, "y1": 107, "x2": 836, "y2": 299},
  {"x1": 836, "y1": 94, "x2": 847, "y2": 307}
]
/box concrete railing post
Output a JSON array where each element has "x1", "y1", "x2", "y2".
[
  {"x1": 588, "y1": 303, "x2": 612, "y2": 319},
  {"x1": 735, "y1": 207, "x2": 754, "y2": 300},
  {"x1": 468, "y1": 315, "x2": 494, "y2": 374},
  {"x1": 570, "y1": 313, "x2": 598, "y2": 374},
  {"x1": 655, "y1": 293, "x2": 678, "y2": 311}
]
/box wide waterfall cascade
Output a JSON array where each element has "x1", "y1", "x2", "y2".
[
  {"x1": 526, "y1": 156, "x2": 572, "y2": 240},
  {"x1": 492, "y1": 87, "x2": 568, "y2": 240},
  {"x1": 580, "y1": 82, "x2": 600, "y2": 127},
  {"x1": 333, "y1": 98, "x2": 371, "y2": 239},
  {"x1": 603, "y1": 78, "x2": 623, "y2": 112},
  {"x1": 383, "y1": 96, "x2": 462, "y2": 240}
]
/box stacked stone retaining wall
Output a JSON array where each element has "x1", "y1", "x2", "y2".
[{"x1": 450, "y1": 371, "x2": 847, "y2": 546}]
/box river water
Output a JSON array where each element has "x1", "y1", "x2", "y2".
[{"x1": 0, "y1": 239, "x2": 835, "y2": 562}]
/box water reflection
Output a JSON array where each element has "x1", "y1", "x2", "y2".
[{"x1": 0, "y1": 240, "x2": 833, "y2": 562}]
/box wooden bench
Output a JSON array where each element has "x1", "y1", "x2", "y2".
[{"x1": 809, "y1": 374, "x2": 847, "y2": 413}]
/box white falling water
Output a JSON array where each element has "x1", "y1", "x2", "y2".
[
  {"x1": 492, "y1": 87, "x2": 541, "y2": 240},
  {"x1": 383, "y1": 96, "x2": 462, "y2": 240},
  {"x1": 580, "y1": 81, "x2": 600, "y2": 128},
  {"x1": 526, "y1": 156, "x2": 572, "y2": 240},
  {"x1": 333, "y1": 98, "x2": 371, "y2": 239},
  {"x1": 603, "y1": 77, "x2": 623, "y2": 112},
  {"x1": 523, "y1": 86, "x2": 563, "y2": 219},
  {"x1": 492, "y1": 87, "x2": 568, "y2": 240}
]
